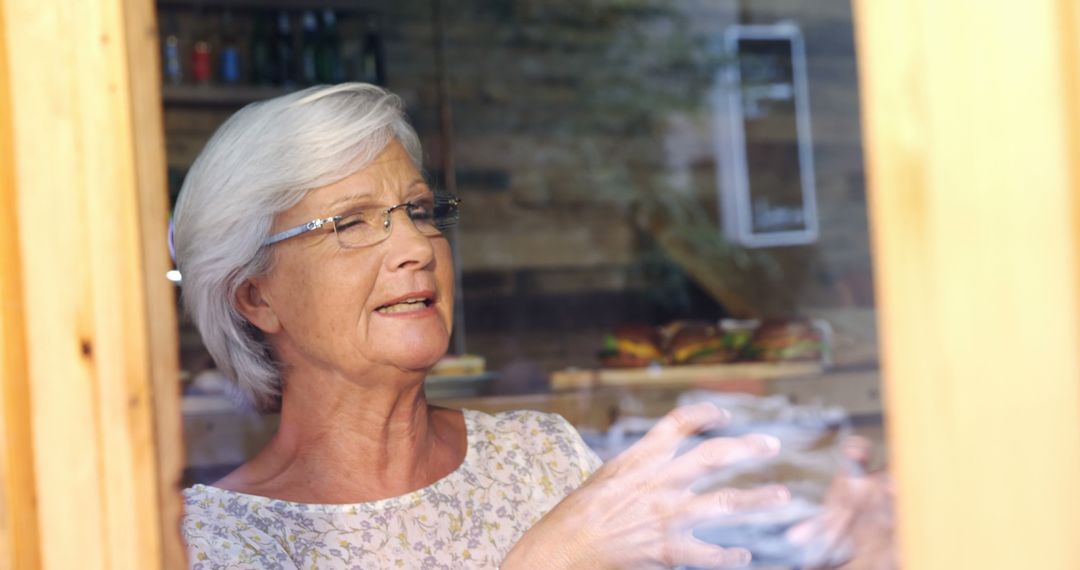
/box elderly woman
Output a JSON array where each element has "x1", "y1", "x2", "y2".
[{"x1": 174, "y1": 83, "x2": 836, "y2": 569}]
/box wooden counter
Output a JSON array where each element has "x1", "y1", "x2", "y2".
[
  {"x1": 182, "y1": 366, "x2": 884, "y2": 479},
  {"x1": 549, "y1": 361, "x2": 824, "y2": 391}
]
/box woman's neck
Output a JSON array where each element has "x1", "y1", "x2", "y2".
[{"x1": 213, "y1": 370, "x2": 467, "y2": 504}]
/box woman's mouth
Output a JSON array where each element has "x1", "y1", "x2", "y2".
[
  {"x1": 376, "y1": 298, "x2": 433, "y2": 315},
  {"x1": 375, "y1": 291, "x2": 436, "y2": 316}
]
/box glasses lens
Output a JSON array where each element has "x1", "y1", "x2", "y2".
[
  {"x1": 332, "y1": 193, "x2": 460, "y2": 249},
  {"x1": 333, "y1": 209, "x2": 381, "y2": 248},
  {"x1": 407, "y1": 195, "x2": 440, "y2": 236},
  {"x1": 432, "y1": 192, "x2": 460, "y2": 230},
  {"x1": 402, "y1": 192, "x2": 460, "y2": 236}
]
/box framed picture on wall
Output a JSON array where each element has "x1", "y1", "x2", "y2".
[{"x1": 712, "y1": 23, "x2": 819, "y2": 248}]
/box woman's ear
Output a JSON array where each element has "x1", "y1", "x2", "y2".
[{"x1": 235, "y1": 278, "x2": 281, "y2": 334}]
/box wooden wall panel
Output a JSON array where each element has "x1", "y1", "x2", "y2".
[
  {"x1": 854, "y1": 0, "x2": 1080, "y2": 568},
  {"x1": 0, "y1": 0, "x2": 182, "y2": 568},
  {"x1": 119, "y1": 0, "x2": 186, "y2": 567},
  {"x1": 0, "y1": 1, "x2": 42, "y2": 567}
]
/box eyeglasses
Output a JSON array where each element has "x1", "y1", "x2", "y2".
[{"x1": 264, "y1": 191, "x2": 461, "y2": 249}]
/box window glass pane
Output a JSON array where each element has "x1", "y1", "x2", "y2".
[{"x1": 163, "y1": 1, "x2": 890, "y2": 566}]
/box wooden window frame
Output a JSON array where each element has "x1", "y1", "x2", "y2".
[{"x1": 1, "y1": 0, "x2": 1077, "y2": 568}]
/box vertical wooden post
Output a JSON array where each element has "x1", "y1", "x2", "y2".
[
  {"x1": 854, "y1": 0, "x2": 1080, "y2": 568},
  {"x1": 119, "y1": 0, "x2": 187, "y2": 567},
  {"x1": 0, "y1": 0, "x2": 184, "y2": 568},
  {"x1": 0, "y1": 2, "x2": 42, "y2": 567}
]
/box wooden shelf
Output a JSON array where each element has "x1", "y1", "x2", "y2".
[
  {"x1": 181, "y1": 372, "x2": 498, "y2": 415},
  {"x1": 425, "y1": 372, "x2": 497, "y2": 399},
  {"x1": 162, "y1": 84, "x2": 296, "y2": 107},
  {"x1": 550, "y1": 361, "x2": 823, "y2": 391},
  {"x1": 157, "y1": 0, "x2": 381, "y2": 12}
]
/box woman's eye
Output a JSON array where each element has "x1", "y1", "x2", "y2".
[
  {"x1": 336, "y1": 213, "x2": 368, "y2": 231},
  {"x1": 408, "y1": 204, "x2": 435, "y2": 221},
  {"x1": 434, "y1": 202, "x2": 454, "y2": 218}
]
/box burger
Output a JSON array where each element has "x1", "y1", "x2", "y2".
[
  {"x1": 598, "y1": 324, "x2": 665, "y2": 368},
  {"x1": 665, "y1": 321, "x2": 742, "y2": 365},
  {"x1": 748, "y1": 320, "x2": 823, "y2": 362}
]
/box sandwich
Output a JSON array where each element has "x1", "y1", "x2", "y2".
[
  {"x1": 748, "y1": 320, "x2": 823, "y2": 362},
  {"x1": 666, "y1": 321, "x2": 743, "y2": 365},
  {"x1": 598, "y1": 324, "x2": 665, "y2": 368}
]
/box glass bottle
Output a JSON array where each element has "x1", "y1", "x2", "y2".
[
  {"x1": 317, "y1": 9, "x2": 342, "y2": 83},
  {"x1": 161, "y1": 15, "x2": 183, "y2": 85},
  {"x1": 190, "y1": 17, "x2": 213, "y2": 87},
  {"x1": 218, "y1": 8, "x2": 241, "y2": 85},
  {"x1": 340, "y1": 16, "x2": 364, "y2": 82},
  {"x1": 299, "y1": 10, "x2": 319, "y2": 84},
  {"x1": 250, "y1": 11, "x2": 275, "y2": 85},
  {"x1": 274, "y1": 11, "x2": 295, "y2": 87},
  {"x1": 361, "y1": 17, "x2": 386, "y2": 85}
]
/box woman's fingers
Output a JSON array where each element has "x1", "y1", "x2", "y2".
[
  {"x1": 529, "y1": 404, "x2": 794, "y2": 570},
  {"x1": 664, "y1": 433, "x2": 781, "y2": 487},
  {"x1": 683, "y1": 484, "x2": 791, "y2": 526},
  {"x1": 785, "y1": 502, "x2": 857, "y2": 568},
  {"x1": 670, "y1": 538, "x2": 752, "y2": 569},
  {"x1": 626, "y1": 403, "x2": 732, "y2": 464},
  {"x1": 841, "y1": 435, "x2": 873, "y2": 475}
]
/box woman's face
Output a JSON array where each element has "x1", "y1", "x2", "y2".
[{"x1": 248, "y1": 140, "x2": 455, "y2": 380}]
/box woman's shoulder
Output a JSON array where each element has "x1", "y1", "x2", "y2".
[
  {"x1": 464, "y1": 408, "x2": 603, "y2": 475},
  {"x1": 181, "y1": 485, "x2": 295, "y2": 568},
  {"x1": 466, "y1": 408, "x2": 577, "y2": 441},
  {"x1": 181, "y1": 484, "x2": 257, "y2": 541}
]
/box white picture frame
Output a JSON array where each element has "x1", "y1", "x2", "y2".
[{"x1": 712, "y1": 23, "x2": 819, "y2": 248}]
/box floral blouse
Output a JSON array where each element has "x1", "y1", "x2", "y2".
[{"x1": 182, "y1": 409, "x2": 602, "y2": 569}]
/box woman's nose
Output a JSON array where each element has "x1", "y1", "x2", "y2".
[{"x1": 382, "y1": 207, "x2": 434, "y2": 269}]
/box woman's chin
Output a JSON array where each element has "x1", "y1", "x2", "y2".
[
  {"x1": 364, "y1": 315, "x2": 451, "y2": 373},
  {"x1": 397, "y1": 355, "x2": 446, "y2": 375},
  {"x1": 376, "y1": 338, "x2": 450, "y2": 373}
]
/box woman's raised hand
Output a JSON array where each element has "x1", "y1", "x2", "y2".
[
  {"x1": 785, "y1": 436, "x2": 897, "y2": 570},
  {"x1": 503, "y1": 402, "x2": 791, "y2": 569}
]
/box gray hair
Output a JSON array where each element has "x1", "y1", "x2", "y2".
[{"x1": 172, "y1": 83, "x2": 423, "y2": 411}]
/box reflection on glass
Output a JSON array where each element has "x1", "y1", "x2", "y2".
[{"x1": 163, "y1": 0, "x2": 889, "y2": 567}]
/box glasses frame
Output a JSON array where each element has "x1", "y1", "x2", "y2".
[{"x1": 263, "y1": 192, "x2": 461, "y2": 248}]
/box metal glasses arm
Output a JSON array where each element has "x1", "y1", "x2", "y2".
[{"x1": 263, "y1": 215, "x2": 342, "y2": 246}]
